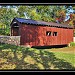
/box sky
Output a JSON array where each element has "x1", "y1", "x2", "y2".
[{"x1": 65, "y1": 6, "x2": 74, "y2": 21}]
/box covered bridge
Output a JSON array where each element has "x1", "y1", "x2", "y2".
[{"x1": 10, "y1": 18, "x2": 74, "y2": 47}]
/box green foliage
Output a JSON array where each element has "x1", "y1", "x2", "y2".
[
  {"x1": 0, "y1": 5, "x2": 74, "y2": 35},
  {"x1": 0, "y1": 6, "x2": 19, "y2": 35},
  {"x1": 70, "y1": 42, "x2": 75, "y2": 47},
  {"x1": 17, "y1": 5, "x2": 67, "y2": 22}
]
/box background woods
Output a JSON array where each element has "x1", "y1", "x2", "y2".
[{"x1": 0, "y1": 5, "x2": 75, "y2": 36}]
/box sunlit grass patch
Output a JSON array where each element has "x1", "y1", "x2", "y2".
[
  {"x1": 36, "y1": 63, "x2": 44, "y2": 69},
  {"x1": 16, "y1": 51, "x2": 23, "y2": 60},
  {"x1": 0, "y1": 58, "x2": 7, "y2": 64},
  {"x1": 52, "y1": 52, "x2": 75, "y2": 67},
  {"x1": 0, "y1": 63, "x2": 16, "y2": 69},
  {"x1": 24, "y1": 55, "x2": 36, "y2": 65},
  {"x1": 7, "y1": 51, "x2": 14, "y2": 58},
  {"x1": 2, "y1": 49, "x2": 12, "y2": 52}
]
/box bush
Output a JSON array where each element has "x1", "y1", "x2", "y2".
[{"x1": 70, "y1": 42, "x2": 75, "y2": 47}]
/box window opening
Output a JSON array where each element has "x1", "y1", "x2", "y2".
[
  {"x1": 53, "y1": 32, "x2": 57, "y2": 36},
  {"x1": 46, "y1": 31, "x2": 52, "y2": 36}
]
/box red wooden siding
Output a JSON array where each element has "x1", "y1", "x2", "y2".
[{"x1": 19, "y1": 24, "x2": 73, "y2": 47}]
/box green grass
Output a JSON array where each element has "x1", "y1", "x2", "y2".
[
  {"x1": 0, "y1": 43, "x2": 75, "y2": 70},
  {"x1": 70, "y1": 42, "x2": 75, "y2": 47},
  {"x1": 52, "y1": 52, "x2": 75, "y2": 67}
]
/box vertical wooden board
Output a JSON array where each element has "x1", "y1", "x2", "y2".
[
  {"x1": 63, "y1": 28, "x2": 67, "y2": 44},
  {"x1": 54, "y1": 27, "x2": 58, "y2": 45},
  {"x1": 28, "y1": 25, "x2": 32, "y2": 46},
  {"x1": 68, "y1": 29, "x2": 73, "y2": 43},
  {"x1": 44, "y1": 26, "x2": 47, "y2": 46},
  {"x1": 49, "y1": 27, "x2": 53, "y2": 45},
  {"x1": 56, "y1": 28, "x2": 58, "y2": 45},
  {"x1": 56, "y1": 28, "x2": 59, "y2": 45},
  {"x1": 40, "y1": 26, "x2": 44, "y2": 46},
  {"x1": 40, "y1": 26, "x2": 43, "y2": 46},
  {"x1": 65, "y1": 29, "x2": 68, "y2": 44},
  {"x1": 21, "y1": 25, "x2": 27, "y2": 45},
  {"x1": 30, "y1": 25, "x2": 33, "y2": 46},
  {"x1": 36, "y1": 26, "x2": 40, "y2": 46},
  {"x1": 68, "y1": 29, "x2": 71, "y2": 43},
  {"x1": 71, "y1": 29, "x2": 73, "y2": 42},
  {"x1": 34, "y1": 25, "x2": 38, "y2": 46},
  {"x1": 63, "y1": 28, "x2": 66, "y2": 44},
  {"x1": 58, "y1": 28, "x2": 61, "y2": 45},
  {"x1": 64, "y1": 28, "x2": 69, "y2": 45},
  {"x1": 67, "y1": 29, "x2": 70, "y2": 44},
  {"x1": 42, "y1": 26, "x2": 46, "y2": 46},
  {"x1": 22, "y1": 25, "x2": 27, "y2": 45},
  {"x1": 62, "y1": 28, "x2": 64, "y2": 44},
  {"x1": 68, "y1": 29, "x2": 70, "y2": 43},
  {"x1": 29, "y1": 25, "x2": 36, "y2": 46},
  {"x1": 45, "y1": 26, "x2": 48, "y2": 46},
  {"x1": 60, "y1": 28, "x2": 63, "y2": 45},
  {"x1": 49, "y1": 27, "x2": 52, "y2": 45},
  {"x1": 51, "y1": 27, "x2": 57, "y2": 45},
  {"x1": 53, "y1": 27, "x2": 57, "y2": 45},
  {"x1": 46, "y1": 26, "x2": 52, "y2": 45},
  {"x1": 26, "y1": 25, "x2": 30, "y2": 45},
  {"x1": 28, "y1": 25, "x2": 31, "y2": 45},
  {"x1": 35, "y1": 26, "x2": 39, "y2": 46},
  {"x1": 32, "y1": 25, "x2": 35, "y2": 46},
  {"x1": 46, "y1": 26, "x2": 49, "y2": 45},
  {"x1": 40, "y1": 26, "x2": 46, "y2": 46},
  {"x1": 66, "y1": 28, "x2": 68, "y2": 44},
  {"x1": 70, "y1": 29, "x2": 72, "y2": 42},
  {"x1": 59, "y1": 28, "x2": 62, "y2": 45},
  {"x1": 20, "y1": 25, "x2": 23, "y2": 45},
  {"x1": 68, "y1": 29, "x2": 70, "y2": 44},
  {"x1": 35, "y1": 26, "x2": 41, "y2": 46}
]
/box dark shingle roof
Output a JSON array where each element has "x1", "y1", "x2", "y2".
[{"x1": 14, "y1": 18, "x2": 73, "y2": 29}]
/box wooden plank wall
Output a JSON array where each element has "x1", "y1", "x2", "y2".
[{"x1": 20, "y1": 24, "x2": 73, "y2": 47}]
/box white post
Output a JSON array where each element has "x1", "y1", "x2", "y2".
[{"x1": 73, "y1": 37, "x2": 75, "y2": 43}]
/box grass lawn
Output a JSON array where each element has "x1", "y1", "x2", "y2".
[{"x1": 0, "y1": 43, "x2": 75, "y2": 70}]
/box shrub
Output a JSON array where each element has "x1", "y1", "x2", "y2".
[{"x1": 70, "y1": 42, "x2": 75, "y2": 47}]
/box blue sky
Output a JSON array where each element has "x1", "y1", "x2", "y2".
[{"x1": 65, "y1": 6, "x2": 74, "y2": 21}]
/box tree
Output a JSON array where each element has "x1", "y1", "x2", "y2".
[
  {"x1": 17, "y1": 5, "x2": 67, "y2": 23},
  {"x1": 64, "y1": 6, "x2": 75, "y2": 27},
  {"x1": 0, "y1": 5, "x2": 73, "y2": 35},
  {"x1": 0, "y1": 6, "x2": 19, "y2": 35}
]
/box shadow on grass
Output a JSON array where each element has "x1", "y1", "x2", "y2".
[
  {"x1": 0, "y1": 43, "x2": 19, "y2": 50},
  {"x1": 0, "y1": 43, "x2": 75, "y2": 70},
  {"x1": 14, "y1": 48, "x2": 75, "y2": 70},
  {"x1": 20, "y1": 48, "x2": 75, "y2": 70}
]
